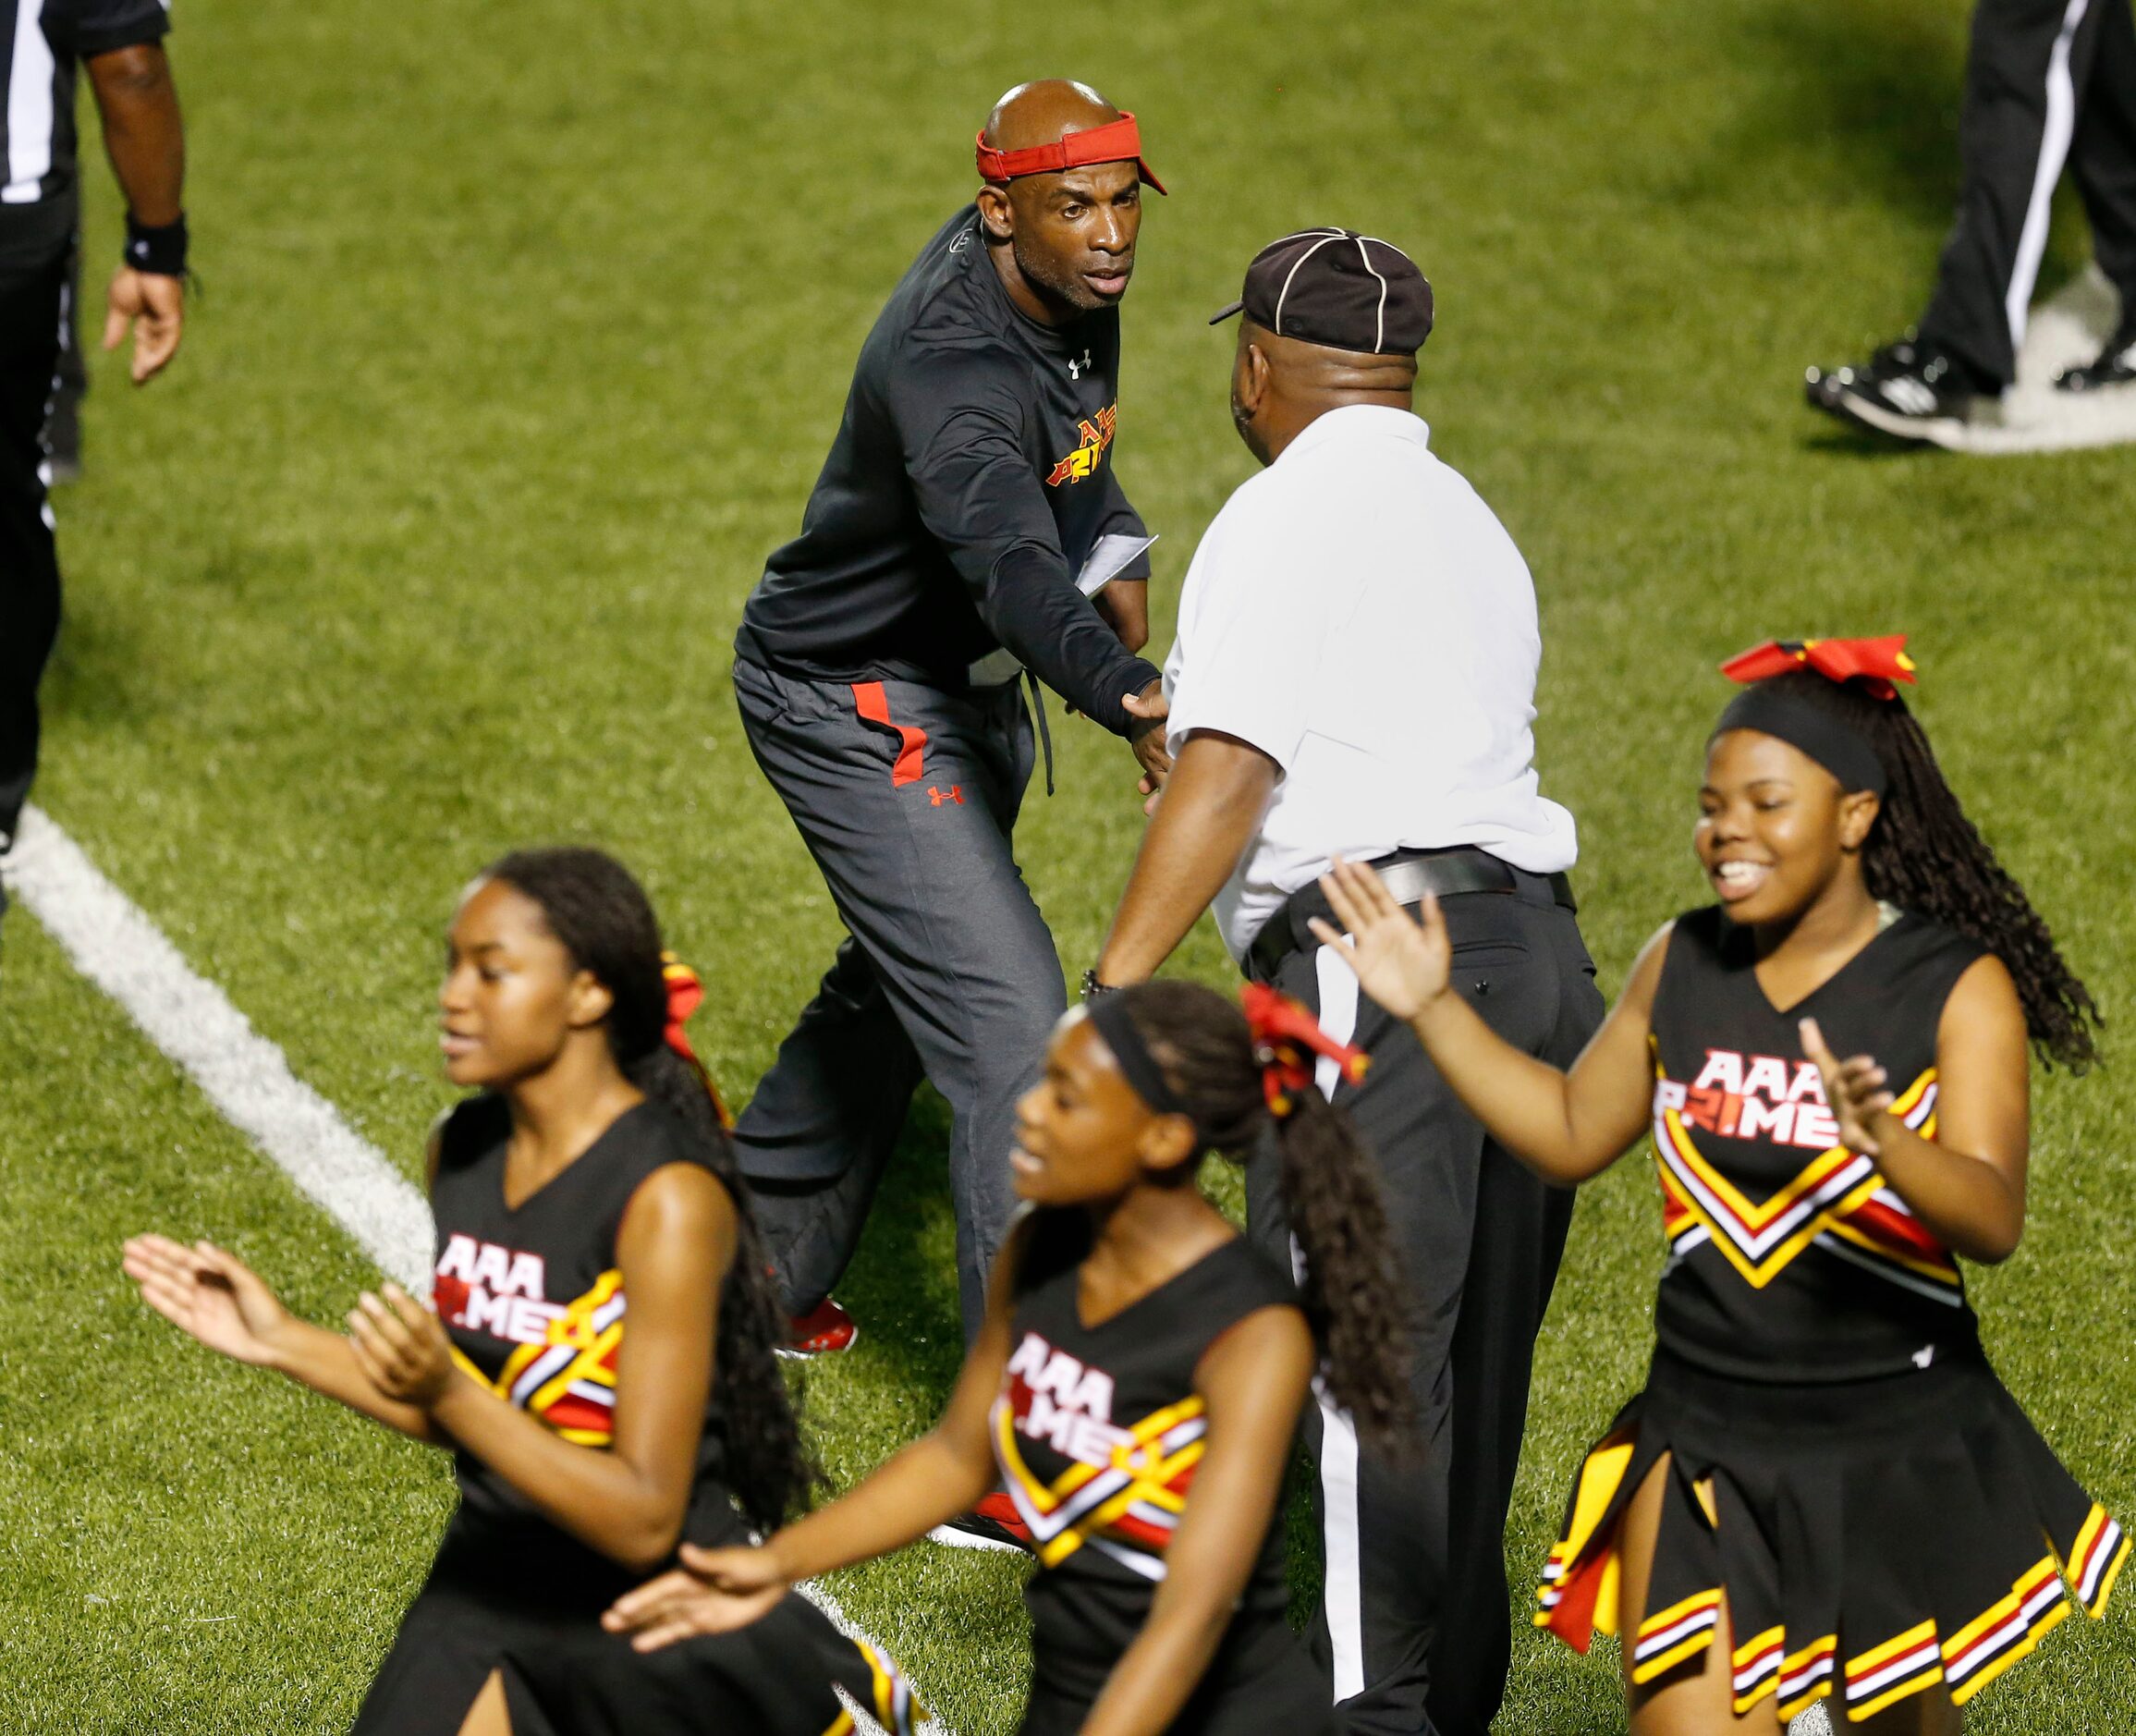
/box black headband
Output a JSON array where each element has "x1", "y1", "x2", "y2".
[
  {"x1": 1083, "y1": 995, "x2": 1192, "y2": 1121},
  {"x1": 1713, "y1": 685, "x2": 1887, "y2": 795}
]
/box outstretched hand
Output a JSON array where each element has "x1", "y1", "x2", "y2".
[
  {"x1": 602, "y1": 1543, "x2": 789, "y2": 1652},
  {"x1": 1799, "y1": 1018, "x2": 1896, "y2": 1156},
  {"x1": 1124, "y1": 682, "x2": 1172, "y2": 811},
  {"x1": 123, "y1": 1235, "x2": 294, "y2": 1366},
  {"x1": 347, "y1": 1283, "x2": 457, "y2": 1406},
  {"x1": 1307, "y1": 857, "x2": 1453, "y2": 1021}
]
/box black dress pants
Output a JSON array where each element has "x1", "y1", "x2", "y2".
[
  {"x1": 1245, "y1": 874, "x2": 1604, "y2": 1736},
  {"x1": 0, "y1": 244, "x2": 67, "y2": 839},
  {"x1": 1919, "y1": 0, "x2": 2136, "y2": 386}
]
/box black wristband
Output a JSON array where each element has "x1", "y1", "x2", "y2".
[
  {"x1": 1080, "y1": 969, "x2": 1121, "y2": 1001},
  {"x1": 124, "y1": 213, "x2": 188, "y2": 278}
]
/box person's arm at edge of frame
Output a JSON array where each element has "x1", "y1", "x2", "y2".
[
  {"x1": 1799, "y1": 952, "x2": 2030, "y2": 1264},
  {"x1": 597, "y1": 1211, "x2": 1034, "y2": 1647},
  {"x1": 83, "y1": 40, "x2": 185, "y2": 384},
  {"x1": 1076, "y1": 1303, "x2": 1315, "y2": 1736},
  {"x1": 1092, "y1": 729, "x2": 1277, "y2": 987},
  {"x1": 1312, "y1": 856, "x2": 1666, "y2": 1183}
]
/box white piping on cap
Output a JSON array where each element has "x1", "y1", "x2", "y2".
[
  {"x1": 1354, "y1": 236, "x2": 1389, "y2": 353},
  {"x1": 1273, "y1": 234, "x2": 1346, "y2": 336}
]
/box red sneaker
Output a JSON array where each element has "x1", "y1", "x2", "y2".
[
  {"x1": 780, "y1": 1297, "x2": 859, "y2": 1359},
  {"x1": 928, "y1": 1490, "x2": 1033, "y2": 1554}
]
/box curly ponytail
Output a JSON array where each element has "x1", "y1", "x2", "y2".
[
  {"x1": 1747, "y1": 672, "x2": 2100, "y2": 1070},
  {"x1": 1112, "y1": 982, "x2": 1415, "y2": 1459},
  {"x1": 484, "y1": 848, "x2": 817, "y2": 1532}
]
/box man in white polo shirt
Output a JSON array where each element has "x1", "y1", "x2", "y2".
[{"x1": 1089, "y1": 229, "x2": 1603, "y2": 1736}]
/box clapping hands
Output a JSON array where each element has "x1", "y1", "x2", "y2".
[
  {"x1": 122, "y1": 1234, "x2": 295, "y2": 1367},
  {"x1": 347, "y1": 1283, "x2": 457, "y2": 1406},
  {"x1": 1799, "y1": 1018, "x2": 1896, "y2": 1157}
]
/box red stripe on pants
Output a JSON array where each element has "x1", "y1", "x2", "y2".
[{"x1": 850, "y1": 681, "x2": 927, "y2": 788}]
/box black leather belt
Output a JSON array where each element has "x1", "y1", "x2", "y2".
[{"x1": 1244, "y1": 847, "x2": 1576, "y2": 984}]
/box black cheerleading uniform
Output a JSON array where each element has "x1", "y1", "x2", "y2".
[
  {"x1": 993, "y1": 1211, "x2": 1338, "y2": 1736},
  {"x1": 351, "y1": 1095, "x2": 922, "y2": 1736},
  {"x1": 1535, "y1": 907, "x2": 2129, "y2": 1727}
]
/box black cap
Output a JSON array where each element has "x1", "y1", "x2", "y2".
[{"x1": 1211, "y1": 228, "x2": 1434, "y2": 356}]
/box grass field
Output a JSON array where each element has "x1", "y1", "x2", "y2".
[{"x1": 4, "y1": 0, "x2": 2133, "y2": 1729}]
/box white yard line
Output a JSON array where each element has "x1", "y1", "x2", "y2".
[{"x1": 2, "y1": 802, "x2": 935, "y2": 1735}]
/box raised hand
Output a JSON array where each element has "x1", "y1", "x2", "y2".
[
  {"x1": 347, "y1": 1282, "x2": 456, "y2": 1406},
  {"x1": 1799, "y1": 1018, "x2": 1896, "y2": 1157},
  {"x1": 122, "y1": 1235, "x2": 293, "y2": 1366},
  {"x1": 602, "y1": 1544, "x2": 789, "y2": 1651},
  {"x1": 1308, "y1": 857, "x2": 1452, "y2": 1021}
]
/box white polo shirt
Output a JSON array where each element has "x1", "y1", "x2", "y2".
[{"x1": 1162, "y1": 403, "x2": 1578, "y2": 960}]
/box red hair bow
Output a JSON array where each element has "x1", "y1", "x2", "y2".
[
  {"x1": 1719, "y1": 636, "x2": 1917, "y2": 702},
  {"x1": 661, "y1": 952, "x2": 732, "y2": 1129},
  {"x1": 1241, "y1": 982, "x2": 1370, "y2": 1118}
]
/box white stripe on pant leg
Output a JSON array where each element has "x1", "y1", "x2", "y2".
[
  {"x1": 2008, "y1": 0, "x2": 2094, "y2": 352},
  {"x1": 1307, "y1": 943, "x2": 1368, "y2": 1702},
  {"x1": 5, "y1": 0, "x2": 57, "y2": 202}
]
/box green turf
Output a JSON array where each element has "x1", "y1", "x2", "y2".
[{"x1": 6, "y1": 0, "x2": 2133, "y2": 1726}]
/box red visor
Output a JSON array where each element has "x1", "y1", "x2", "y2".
[{"x1": 974, "y1": 112, "x2": 1166, "y2": 194}]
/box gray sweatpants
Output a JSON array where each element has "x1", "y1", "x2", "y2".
[{"x1": 728, "y1": 655, "x2": 1065, "y2": 1339}]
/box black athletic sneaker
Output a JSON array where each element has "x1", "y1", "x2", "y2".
[
  {"x1": 2055, "y1": 324, "x2": 2136, "y2": 393},
  {"x1": 1804, "y1": 337, "x2": 1983, "y2": 442}
]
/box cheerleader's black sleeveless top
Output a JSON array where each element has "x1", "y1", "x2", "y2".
[
  {"x1": 1648, "y1": 906, "x2": 1988, "y2": 1384},
  {"x1": 428, "y1": 1094, "x2": 750, "y2": 1580},
  {"x1": 994, "y1": 1212, "x2": 1300, "y2": 1700}
]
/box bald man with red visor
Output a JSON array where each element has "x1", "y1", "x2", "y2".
[{"x1": 730, "y1": 82, "x2": 1169, "y2": 1372}]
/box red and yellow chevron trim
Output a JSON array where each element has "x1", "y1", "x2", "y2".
[
  {"x1": 1730, "y1": 1624, "x2": 1785, "y2": 1712},
  {"x1": 1773, "y1": 1634, "x2": 1836, "y2": 1721},
  {"x1": 1653, "y1": 1068, "x2": 1944, "y2": 1290},
  {"x1": 2064, "y1": 1503, "x2": 2131, "y2": 1618},
  {"x1": 1944, "y1": 1556, "x2": 2067, "y2": 1705},
  {"x1": 1844, "y1": 1620, "x2": 1946, "y2": 1720},
  {"x1": 995, "y1": 1393, "x2": 1207, "y2": 1571},
  {"x1": 482, "y1": 1269, "x2": 627, "y2": 1447},
  {"x1": 1629, "y1": 1588, "x2": 1722, "y2": 1683},
  {"x1": 1532, "y1": 1429, "x2": 1636, "y2": 1645}
]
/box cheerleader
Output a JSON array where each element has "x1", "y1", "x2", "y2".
[
  {"x1": 602, "y1": 980, "x2": 1414, "y2": 1735},
  {"x1": 123, "y1": 848, "x2": 918, "y2": 1735},
  {"x1": 1309, "y1": 638, "x2": 2124, "y2": 1732}
]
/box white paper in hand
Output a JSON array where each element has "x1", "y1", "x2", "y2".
[{"x1": 1076, "y1": 533, "x2": 1158, "y2": 597}]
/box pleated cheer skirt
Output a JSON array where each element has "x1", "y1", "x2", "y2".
[{"x1": 1534, "y1": 1349, "x2": 2128, "y2": 1725}]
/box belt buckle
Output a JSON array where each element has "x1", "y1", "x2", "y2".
[{"x1": 966, "y1": 648, "x2": 1023, "y2": 688}]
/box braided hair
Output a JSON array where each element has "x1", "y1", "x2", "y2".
[
  {"x1": 1110, "y1": 981, "x2": 1415, "y2": 1459},
  {"x1": 483, "y1": 847, "x2": 815, "y2": 1531},
  {"x1": 1750, "y1": 670, "x2": 2099, "y2": 1070}
]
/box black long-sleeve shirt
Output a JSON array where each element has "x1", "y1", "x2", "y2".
[{"x1": 735, "y1": 206, "x2": 1161, "y2": 737}]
